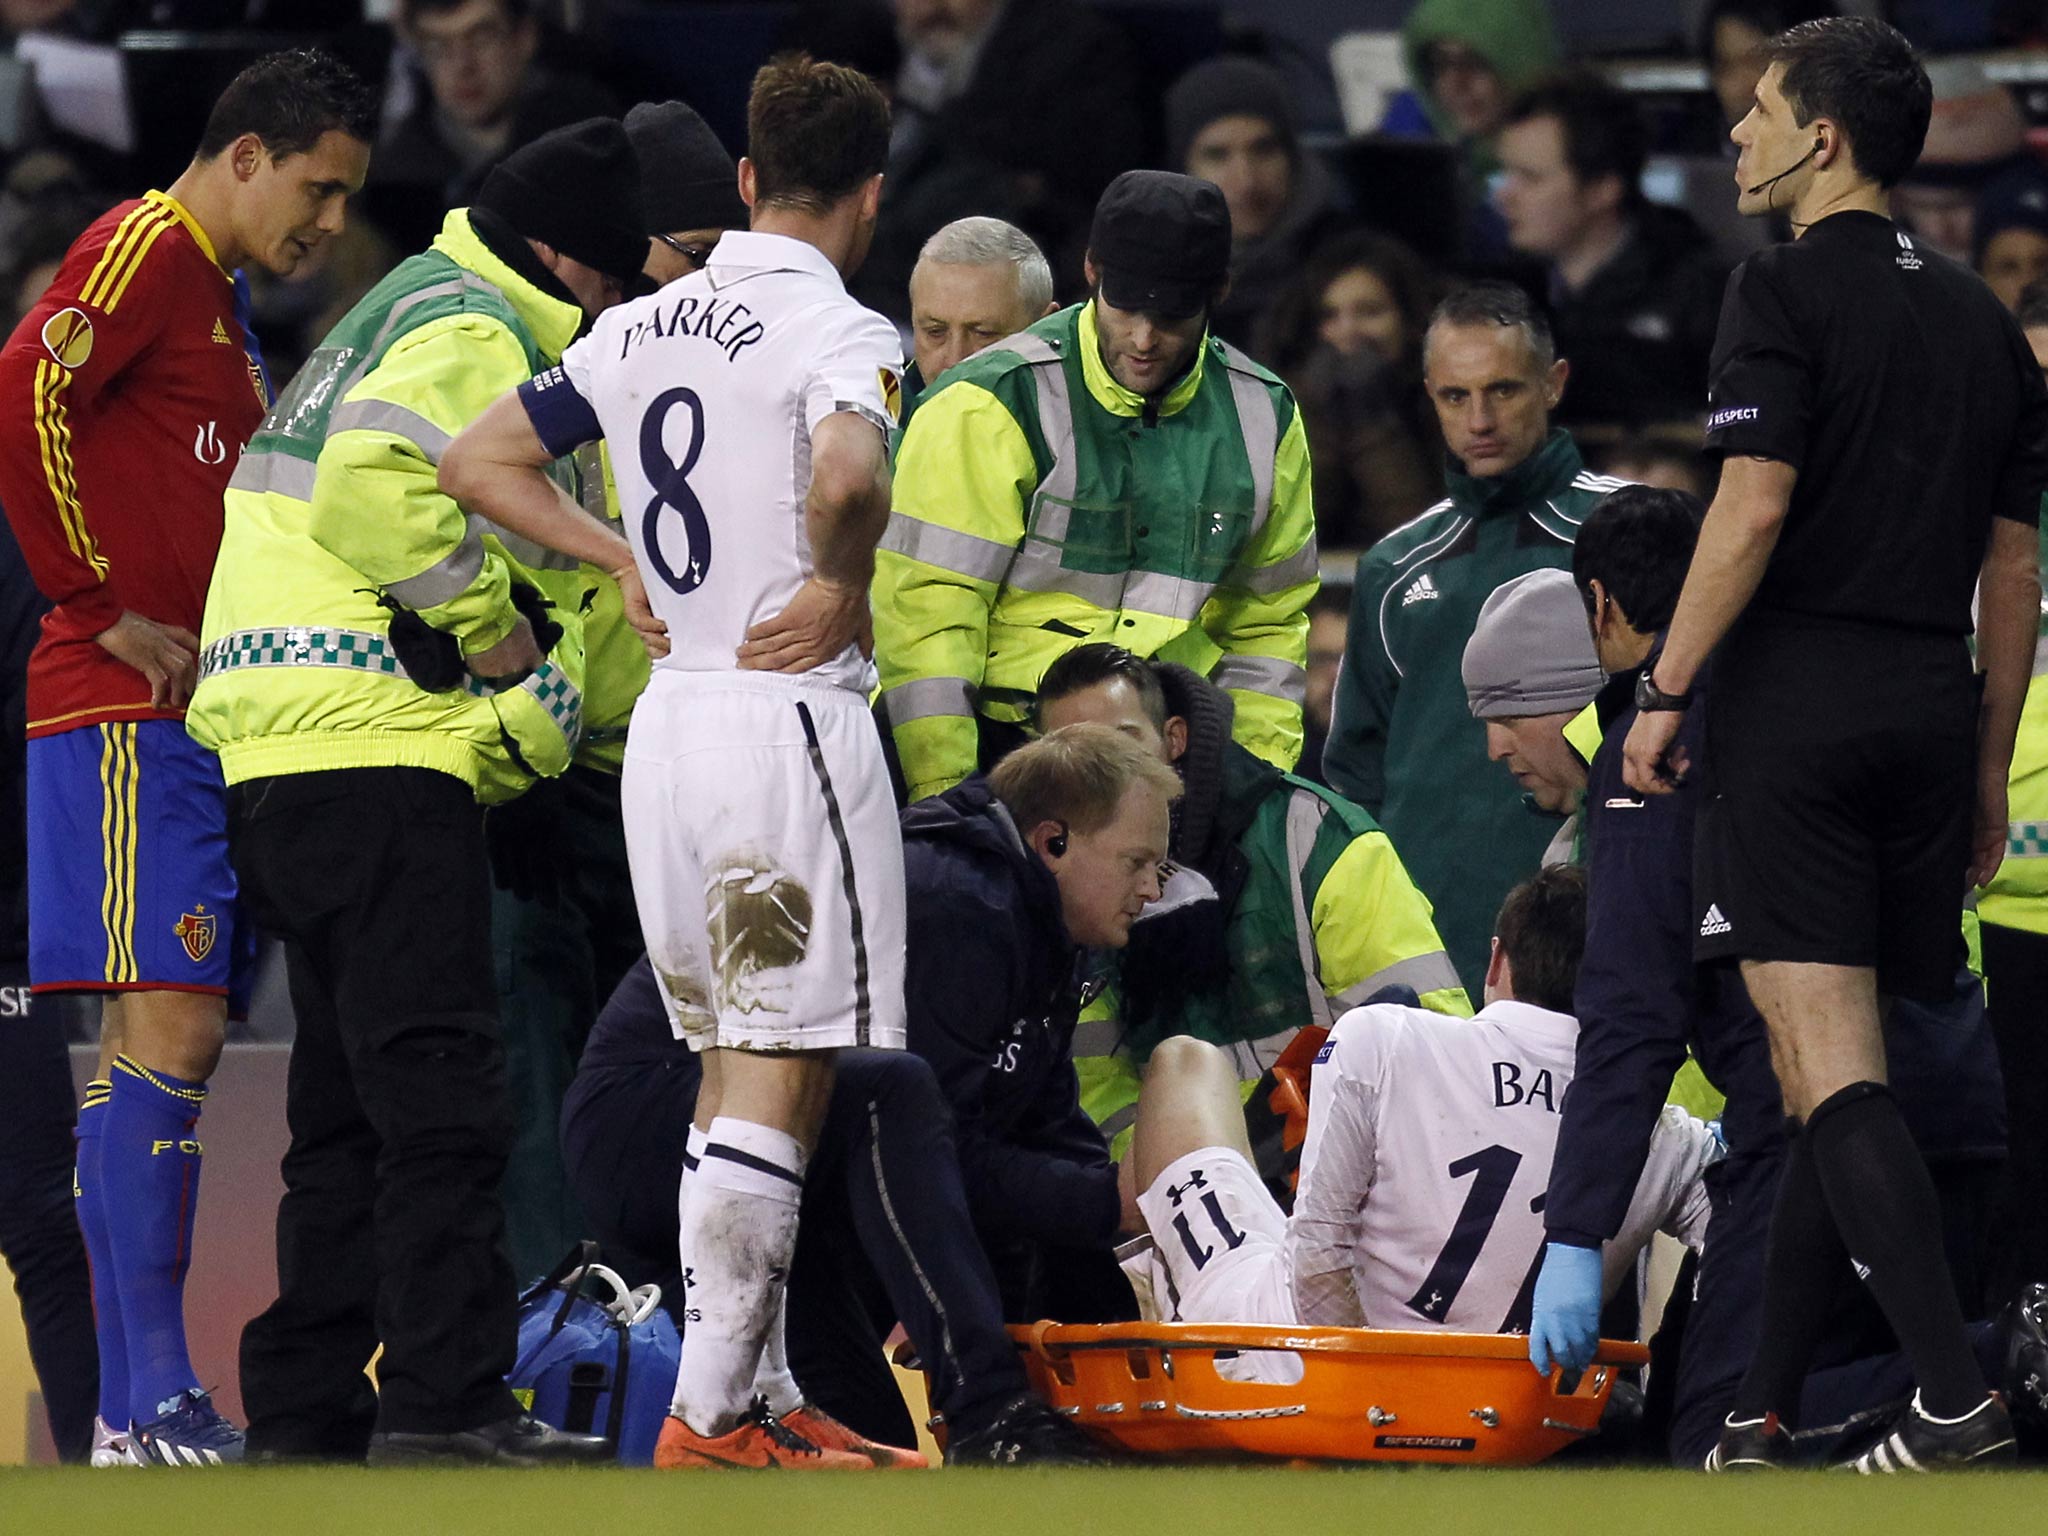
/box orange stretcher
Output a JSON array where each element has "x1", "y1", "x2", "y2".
[{"x1": 1009, "y1": 1321, "x2": 1650, "y2": 1465}]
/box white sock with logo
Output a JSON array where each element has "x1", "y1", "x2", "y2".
[
  {"x1": 668, "y1": 1117, "x2": 806, "y2": 1437},
  {"x1": 672, "y1": 1123, "x2": 801, "y2": 1422}
]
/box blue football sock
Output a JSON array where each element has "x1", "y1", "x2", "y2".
[
  {"x1": 74, "y1": 1082, "x2": 130, "y2": 1430},
  {"x1": 104, "y1": 1056, "x2": 206, "y2": 1423}
]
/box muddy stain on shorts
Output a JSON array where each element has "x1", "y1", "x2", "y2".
[{"x1": 706, "y1": 842, "x2": 813, "y2": 1017}]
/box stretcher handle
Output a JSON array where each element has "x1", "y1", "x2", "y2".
[{"x1": 1013, "y1": 1320, "x2": 1651, "y2": 1369}]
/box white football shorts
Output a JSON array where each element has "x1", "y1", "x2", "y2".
[
  {"x1": 1139, "y1": 1146, "x2": 1295, "y2": 1327},
  {"x1": 621, "y1": 670, "x2": 906, "y2": 1053}
]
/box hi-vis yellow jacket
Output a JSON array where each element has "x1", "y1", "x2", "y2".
[
  {"x1": 1981, "y1": 521, "x2": 2048, "y2": 934},
  {"x1": 188, "y1": 211, "x2": 586, "y2": 804},
  {"x1": 874, "y1": 301, "x2": 1318, "y2": 800}
]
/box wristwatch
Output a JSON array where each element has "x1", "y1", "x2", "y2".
[{"x1": 1634, "y1": 671, "x2": 1693, "y2": 712}]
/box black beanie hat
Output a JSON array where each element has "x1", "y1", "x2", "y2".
[
  {"x1": 476, "y1": 118, "x2": 649, "y2": 286},
  {"x1": 625, "y1": 100, "x2": 746, "y2": 235},
  {"x1": 1165, "y1": 55, "x2": 1298, "y2": 171}
]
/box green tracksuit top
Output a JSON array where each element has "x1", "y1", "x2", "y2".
[
  {"x1": 875, "y1": 301, "x2": 1319, "y2": 800},
  {"x1": 1324, "y1": 430, "x2": 1621, "y2": 991}
]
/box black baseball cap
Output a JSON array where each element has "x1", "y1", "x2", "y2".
[{"x1": 1088, "y1": 170, "x2": 1232, "y2": 320}]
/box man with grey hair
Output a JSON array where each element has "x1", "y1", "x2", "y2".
[
  {"x1": 1461, "y1": 567, "x2": 1607, "y2": 867},
  {"x1": 1326, "y1": 281, "x2": 1619, "y2": 994},
  {"x1": 906, "y1": 215, "x2": 1057, "y2": 411}
]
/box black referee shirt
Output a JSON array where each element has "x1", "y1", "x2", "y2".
[{"x1": 1704, "y1": 209, "x2": 2048, "y2": 635}]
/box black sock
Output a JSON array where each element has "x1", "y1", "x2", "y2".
[
  {"x1": 1733, "y1": 1121, "x2": 1856, "y2": 1424},
  {"x1": 1806, "y1": 1081, "x2": 1987, "y2": 1420}
]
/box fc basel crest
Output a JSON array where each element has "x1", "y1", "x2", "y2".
[{"x1": 173, "y1": 905, "x2": 216, "y2": 963}]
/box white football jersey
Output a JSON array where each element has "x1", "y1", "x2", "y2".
[
  {"x1": 1287, "y1": 999, "x2": 1717, "y2": 1332},
  {"x1": 523, "y1": 231, "x2": 903, "y2": 694}
]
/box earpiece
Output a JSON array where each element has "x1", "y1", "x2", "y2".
[{"x1": 1048, "y1": 830, "x2": 1068, "y2": 857}]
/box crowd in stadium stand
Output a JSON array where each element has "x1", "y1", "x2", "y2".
[{"x1": 8, "y1": 0, "x2": 2048, "y2": 1475}]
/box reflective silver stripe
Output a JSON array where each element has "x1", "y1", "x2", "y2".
[
  {"x1": 229, "y1": 449, "x2": 318, "y2": 502},
  {"x1": 574, "y1": 443, "x2": 617, "y2": 526},
  {"x1": 1217, "y1": 345, "x2": 1279, "y2": 540},
  {"x1": 1005, "y1": 545, "x2": 1124, "y2": 607},
  {"x1": 1283, "y1": 789, "x2": 1336, "y2": 1034},
  {"x1": 1334, "y1": 951, "x2": 1465, "y2": 1008},
  {"x1": 1226, "y1": 537, "x2": 1320, "y2": 597},
  {"x1": 1213, "y1": 654, "x2": 1308, "y2": 704},
  {"x1": 1016, "y1": 337, "x2": 1078, "y2": 538},
  {"x1": 1003, "y1": 552, "x2": 1219, "y2": 618},
  {"x1": 2035, "y1": 632, "x2": 2048, "y2": 677},
  {"x1": 471, "y1": 513, "x2": 581, "y2": 573},
  {"x1": 383, "y1": 526, "x2": 486, "y2": 608},
  {"x1": 329, "y1": 398, "x2": 454, "y2": 462},
  {"x1": 881, "y1": 675, "x2": 976, "y2": 725},
  {"x1": 1070, "y1": 1017, "x2": 1124, "y2": 1059},
  {"x1": 1005, "y1": 333, "x2": 1062, "y2": 366},
  {"x1": 1224, "y1": 1027, "x2": 1301, "y2": 1081},
  {"x1": 336, "y1": 273, "x2": 498, "y2": 406},
  {"x1": 879, "y1": 511, "x2": 1015, "y2": 584},
  {"x1": 1122, "y1": 568, "x2": 1213, "y2": 622}
]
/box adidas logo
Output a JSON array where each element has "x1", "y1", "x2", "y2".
[
  {"x1": 1699, "y1": 904, "x2": 1732, "y2": 938},
  {"x1": 1400, "y1": 573, "x2": 1440, "y2": 606},
  {"x1": 210, "y1": 317, "x2": 231, "y2": 345}
]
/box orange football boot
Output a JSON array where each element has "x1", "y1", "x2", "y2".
[
  {"x1": 654, "y1": 1403, "x2": 872, "y2": 1470},
  {"x1": 780, "y1": 1404, "x2": 928, "y2": 1469}
]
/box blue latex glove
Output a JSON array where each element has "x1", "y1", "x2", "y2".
[{"x1": 1528, "y1": 1241, "x2": 1604, "y2": 1377}]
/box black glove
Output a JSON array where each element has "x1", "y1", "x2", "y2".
[
  {"x1": 379, "y1": 583, "x2": 559, "y2": 695},
  {"x1": 509, "y1": 581, "x2": 562, "y2": 659},
  {"x1": 382, "y1": 601, "x2": 464, "y2": 692},
  {"x1": 484, "y1": 773, "x2": 569, "y2": 907}
]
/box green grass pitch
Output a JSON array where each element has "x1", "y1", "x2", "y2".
[{"x1": 3, "y1": 1465, "x2": 2046, "y2": 1535}]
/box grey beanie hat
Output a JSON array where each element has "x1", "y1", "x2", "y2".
[{"x1": 1462, "y1": 569, "x2": 1604, "y2": 720}]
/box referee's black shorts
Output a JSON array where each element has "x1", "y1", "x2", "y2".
[{"x1": 1694, "y1": 616, "x2": 1976, "y2": 1003}]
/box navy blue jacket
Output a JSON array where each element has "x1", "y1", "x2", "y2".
[
  {"x1": 1546, "y1": 653, "x2": 1783, "y2": 1249},
  {"x1": 901, "y1": 778, "x2": 1121, "y2": 1247}
]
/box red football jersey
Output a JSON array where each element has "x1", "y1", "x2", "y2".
[{"x1": 0, "y1": 190, "x2": 267, "y2": 737}]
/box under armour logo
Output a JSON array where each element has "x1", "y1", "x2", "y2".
[{"x1": 1166, "y1": 1170, "x2": 1209, "y2": 1206}]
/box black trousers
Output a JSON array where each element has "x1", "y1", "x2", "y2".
[
  {"x1": 562, "y1": 1000, "x2": 1030, "y2": 1443},
  {"x1": 230, "y1": 768, "x2": 520, "y2": 1455},
  {"x1": 1982, "y1": 919, "x2": 2048, "y2": 1301},
  {"x1": 788, "y1": 1050, "x2": 1029, "y2": 1445},
  {"x1": 0, "y1": 974, "x2": 96, "y2": 1461},
  {"x1": 1664, "y1": 965, "x2": 2007, "y2": 1464}
]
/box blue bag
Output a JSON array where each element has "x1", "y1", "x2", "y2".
[{"x1": 510, "y1": 1242, "x2": 681, "y2": 1464}]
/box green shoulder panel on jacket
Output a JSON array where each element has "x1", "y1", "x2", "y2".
[{"x1": 1285, "y1": 776, "x2": 1471, "y2": 1016}]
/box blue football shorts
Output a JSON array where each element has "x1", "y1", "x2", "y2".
[{"x1": 27, "y1": 717, "x2": 254, "y2": 1008}]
